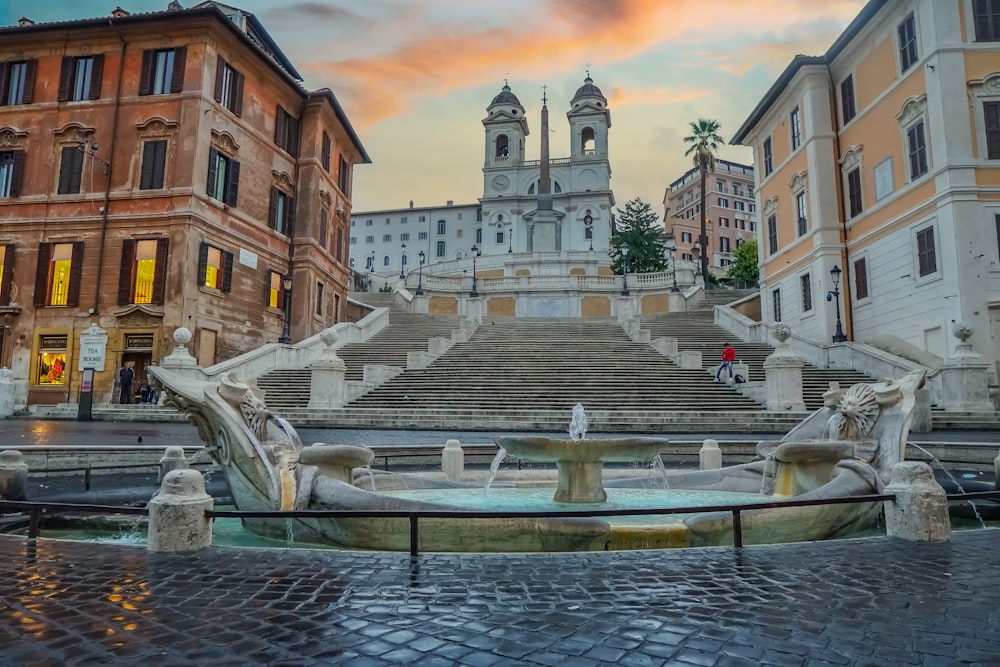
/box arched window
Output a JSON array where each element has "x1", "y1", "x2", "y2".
[
  {"x1": 495, "y1": 134, "x2": 509, "y2": 159},
  {"x1": 437, "y1": 219, "x2": 446, "y2": 235},
  {"x1": 527, "y1": 180, "x2": 562, "y2": 194},
  {"x1": 436, "y1": 240, "x2": 446, "y2": 257},
  {"x1": 581, "y1": 127, "x2": 595, "y2": 154},
  {"x1": 382, "y1": 255, "x2": 390, "y2": 266},
  {"x1": 584, "y1": 209, "x2": 594, "y2": 239}
]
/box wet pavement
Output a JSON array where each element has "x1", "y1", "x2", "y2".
[{"x1": 0, "y1": 531, "x2": 998, "y2": 665}]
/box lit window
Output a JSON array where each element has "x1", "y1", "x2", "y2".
[
  {"x1": 37, "y1": 335, "x2": 68, "y2": 386},
  {"x1": 49, "y1": 243, "x2": 74, "y2": 306}
]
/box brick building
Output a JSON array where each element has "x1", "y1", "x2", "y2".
[{"x1": 0, "y1": 2, "x2": 369, "y2": 406}]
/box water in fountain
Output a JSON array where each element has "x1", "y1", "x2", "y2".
[
  {"x1": 285, "y1": 518, "x2": 296, "y2": 548},
  {"x1": 909, "y1": 443, "x2": 986, "y2": 528},
  {"x1": 185, "y1": 448, "x2": 215, "y2": 466},
  {"x1": 569, "y1": 403, "x2": 588, "y2": 441},
  {"x1": 760, "y1": 453, "x2": 777, "y2": 495},
  {"x1": 363, "y1": 464, "x2": 376, "y2": 491},
  {"x1": 485, "y1": 447, "x2": 507, "y2": 490},
  {"x1": 827, "y1": 413, "x2": 844, "y2": 440},
  {"x1": 650, "y1": 455, "x2": 670, "y2": 491}
]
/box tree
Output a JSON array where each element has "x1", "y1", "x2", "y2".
[
  {"x1": 609, "y1": 197, "x2": 668, "y2": 274},
  {"x1": 727, "y1": 239, "x2": 759, "y2": 286},
  {"x1": 683, "y1": 118, "x2": 724, "y2": 281}
]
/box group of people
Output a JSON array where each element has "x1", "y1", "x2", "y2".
[{"x1": 118, "y1": 360, "x2": 159, "y2": 405}]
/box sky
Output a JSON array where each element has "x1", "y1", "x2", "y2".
[{"x1": 11, "y1": 0, "x2": 868, "y2": 213}]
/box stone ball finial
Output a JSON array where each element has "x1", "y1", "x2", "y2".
[
  {"x1": 174, "y1": 327, "x2": 193, "y2": 345},
  {"x1": 773, "y1": 323, "x2": 791, "y2": 344},
  {"x1": 952, "y1": 321, "x2": 973, "y2": 342},
  {"x1": 320, "y1": 328, "x2": 339, "y2": 347}
]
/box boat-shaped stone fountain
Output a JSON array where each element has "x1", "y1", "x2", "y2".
[{"x1": 151, "y1": 327, "x2": 928, "y2": 552}]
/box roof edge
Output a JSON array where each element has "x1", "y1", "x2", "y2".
[{"x1": 309, "y1": 89, "x2": 371, "y2": 164}]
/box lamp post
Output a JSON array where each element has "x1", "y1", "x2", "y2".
[
  {"x1": 470, "y1": 243, "x2": 481, "y2": 297},
  {"x1": 279, "y1": 273, "x2": 293, "y2": 344},
  {"x1": 508, "y1": 225, "x2": 513, "y2": 253},
  {"x1": 827, "y1": 265, "x2": 847, "y2": 343},
  {"x1": 416, "y1": 251, "x2": 425, "y2": 295},
  {"x1": 668, "y1": 246, "x2": 680, "y2": 292},
  {"x1": 620, "y1": 243, "x2": 630, "y2": 296},
  {"x1": 399, "y1": 242, "x2": 407, "y2": 280},
  {"x1": 585, "y1": 213, "x2": 593, "y2": 252}
]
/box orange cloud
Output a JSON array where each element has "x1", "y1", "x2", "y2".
[{"x1": 606, "y1": 86, "x2": 712, "y2": 109}]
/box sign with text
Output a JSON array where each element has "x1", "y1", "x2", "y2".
[
  {"x1": 78, "y1": 325, "x2": 109, "y2": 371},
  {"x1": 125, "y1": 334, "x2": 154, "y2": 349}
]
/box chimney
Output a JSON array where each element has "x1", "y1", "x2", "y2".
[
  {"x1": 167, "y1": 1, "x2": 184, "y2": 11},
  {"x1": 17, "y1": 17, "x2": 35, "y2": 26},
  {"x1": 409, "y1": 200, "x2": 414, "y2": 209},
  {"x1": 111, "y1": 6, "x2": 130, "y2": 17},
  {"x1": 446, "y1": 200, "x2": 453, "y2": 206}
]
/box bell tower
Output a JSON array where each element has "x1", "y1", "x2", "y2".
[
  {"x1": 567, "y1": 75, "x2": 611, "y2": 162},
  {"x1": 482, "y1": 83, "x2": 529, "y2": 199}
]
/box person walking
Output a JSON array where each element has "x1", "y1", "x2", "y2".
[
  {"x1": 118, "y1": 361, "x2": 135, "y2": 404},
  {"x1": 714, "y1": 343, "x2": 736, "y2": 383}
]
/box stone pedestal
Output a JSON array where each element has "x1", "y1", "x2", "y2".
[
  {"x1": 442, "y1": 439, "x2": 464, "y2": 481},
  {"x1": 309, "y1": 329, "x2": 346, "y2": 409},
  {"x1": 668, "y1": 291, "x2": 686, "y2": 313},
  {"x1": 555, "y1": 461, "x2": 606, "y2": 503},
  {"x1": 158, "y1": 446, "x2": 188, "y2": 483},
  {"x1": 0, "y1": 449, "x2": 28, "y2": 500},
  {"x1": 699, "y1": 439, "x2": 722, "y2": 470},
  {"x1": 937, "y1": 322, "x2": 994, "y2": 412},
  {"x1": 652, "y1": 337, "x2": 678, "y2": 358},
  {"x1": 466, "y1": 297, "x2": 484, "y2": 325},
  {"x1": 148, "y1": 469, "x2": 213, "y2": 552},
  {"x1": 616, "y1": 295, "x2": 635, "y2": 323},
  {"x1": 763, "y1": 324, "x2": 805, "y2": 411},
  {"x1": 883, "y1": 461, "x2": 951, "y2": 542},
  {"x1": 0, "y1": 368, "x2": 14, "y2": 419}
]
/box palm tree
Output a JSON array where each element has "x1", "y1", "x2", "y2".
[{"x1": 683, "y1": 118, "x2": 724, "y2": 283}]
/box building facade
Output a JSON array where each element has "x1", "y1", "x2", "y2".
[
  {"x1": 0, "y1": 2, "x2": 368, "y2": 405},
  {"x1": 732, "y1": 0, "x2": 1000, "y2": 378},
  {"x1": 350, "y1": 77, "x2": 615, "y2": 271},
  {"x1": 662, "y1": 160, "x2": 758, "y2": 272}
]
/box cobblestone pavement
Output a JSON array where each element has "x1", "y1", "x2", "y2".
[{"x1": 1, "y1": 531, "x2": 998, "y2": 666}]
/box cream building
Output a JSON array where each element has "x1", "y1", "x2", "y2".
[{"x1": 732, "y1": 0, "x2": 1000, "y2": 378}]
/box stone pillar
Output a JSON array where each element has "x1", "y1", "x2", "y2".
[
  {"x1": 883, "y1": 461, "x2": 951, "y2": 542},
  {"x1": 0, "y1": 450, "x2": 28, "y2": 500},
  {"x1": 309, "y1": 328, "x2": 347, "y2": 409},
  {"x1": 442, "y1": 439, "x2": 464, "y2": 481},
  {"x1": 763, "y1": 324, "x2": 806, "y2": 411},
  {"x1": 616, "y1": 295, "x2": 635, "y2": 324},
  {"x1": 0, "y1": 368, "x2": 14, "y2": 419},
  {"x1": 148, "y1": 469, "x2": 213, "y2": 553},
  {"x1": 936, "y1": 322, "x2": 994, "y2": 412},
  {"x1": 466, "y1": 297, "x2": 484, "y2": 325},
  {"x1": 667, "y1": 291, "x2": 686, "y2": 313},
  {"x1": 158, "y1": 446, "x2": 188, "y2": 483},
  {"x1": 699, "y1": 439, "x2": 722, "y2": 470}
]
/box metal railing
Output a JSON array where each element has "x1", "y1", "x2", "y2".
[{"x1": 28, "y1": 461, "x2": 217, "y2": 491}]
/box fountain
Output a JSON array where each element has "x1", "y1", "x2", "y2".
[{"x1": 149, "y1": 328, "x2": 932, "y2": 552}]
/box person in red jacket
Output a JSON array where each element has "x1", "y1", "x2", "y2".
[{"x1": 714, "y1": 343, "x2": 736, "y2": 383}]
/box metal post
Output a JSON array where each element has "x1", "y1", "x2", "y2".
[
  {"x1": 828, "y1": 265, "x2": 847, "y2": 343},
  {"x1": 279, "y1": 274, "x2": 292, "y2": 344},
  {"x1": 409, "y1": 514, "x2": 419, "y2": 557},
  {"x1": 669, "y1": 248, "x2": 679, "y2": 292},
  {"x1": 620, "y1": 243, "x2": 630, "y2": 296},
  {"x1": 470, "y1": 244, "x2": 480, "y2": 297},
  {"x1": 732, "y1": 509, "x2": 743, "y2": 547},
  {"x1": 416, "y1": 251, "x2": 425, "y2": 295}
]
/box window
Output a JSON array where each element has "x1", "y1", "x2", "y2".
[
  {"x1": 198, "y1": 242, "x2": 233, "y2": 291},
  {"x1": 315, "y1": 282, "x2": 324, "y2": 316},
  {"x1": 733, "y1": 185, "x2": 742, "y2": 197},
  {"x1": 418, "y1": 232, "x2": 428, "y2": 240},
  {"x1": 118, "y1": 238, "x2": 167, "y2": 305},
  {"x1": 274, "y1": 106, "x2": 300, "y2": 156},
  {"x1": 437, "y1": 220, "x2": 447, "y2": 235},
  {"x1": 681, "y1": 232, "x2": 692, "y2": 243},
  {"x1": 337, "y1": 156, "x2": 349, "y2": 193},
  {"x1": 496, "y1": 230, "x2": 504, "y2": 244},
  {"x1": 0, "y1": 244, "x2": 12, "y2": 305},
  {"x1": 907, "y1": 121, "x2": 928, "y2": 179},
  {"x1": 37, "y1": 335, "x2": 68, "y2": 386},
  {"x1": 749, "y1": 203, "x2": 756, "y2": 214},
  {"x1": 767, "y1": 215, "x2": 778, "y2": 254},
  {"x1": 800, "y1": 274, "x2": 812, "y2": 312},
  {"x1": 898, "y1": 14, "x2": 918, "y2": 73},
  {"x1": 319, "y1": 208, "x2": 329, "y2": 247},
  {"x1": 400, "y1": 232, "x2": 409, "y2": 242},
  {"x1": 841, "y1": 75, "x2": 856, "y2": 124},
  {"x1": 750, "y1": 220, "x2": 757, "y2": 232},
  {"x1": 436, "y1": 241, "x2": 446, "y2": 257},
  {"x1": 763, "y1": 136, "x2": 773, "y2": 176},
  {"x1": 854, "y1": 257, "x2": 869, "y2": 300},
  {"x1": 58, "y1": 55, "x2": 103, "y2": 101},
  {"x1": 382, "y1": 255, "x2": 390, "y2": 267},
  {"x1": 365, "y1": 219, "x2": 373, "y2": 226},
  {"x1": 419, "y1": 215, "x2": 426, "y2": 222},
  {"x1": 57, "y1": 147, "x2": 84, "y2": 195},
  {"x1": 716, "y1": 180, "x2": 725, "y2": 192},
  {"x1": 847, "y1": 167, "x2": 863, "y2": 218},
  {"x1": 365, "y1": 235, "x2": 374, "y2": 244},
  {"x1": 321, "y1": 131, "x2": 331, "y2": 171},
  {"x1": 139, "y1": 47, "x2": 185, "y2": 95},
  {"x1": 0, "y1": 150, "x2": 25, "y2": 197},
  {"x1": 336, "y1": 228, "x2": 344, "y2": 262},
  {"x1": 268, "y1": 188, "x2": 294, "y2": 236},
  {"x1": 986, "y1": 102, "x2": 1000, "y2": 159},
  {"x1": 206, "y1": 148, "x2": 240, "y2": 206},
  {"x1": 720, "y1": 237, "x2": 730, "y2": 253},
  {"x1": 386, "y1": 218, "x2": 391, "y2": 224},
  {"x1": 1, "y1": 60, "x2": 36, "y2": 105},
  {"x1": 796, "y1": 192, "x2": 807, "y2": 236},
  {"x1": 718, "y1": 197, "x2": 729, "y2": 208},
  {"x1": 734, "y1": 201, "x2": 746, "y2": 212},
  {"x1": 720, "y1": 217, "x2": 729, "y2": 227},
  {"x1": 790, "y1": 107, "x2": 802, "y2": 150},
  {"x1": 401, "y1": 216, "x2": 408, "y2": 223},
  {"x1": 772, "y1": 289, "x2": 782, "y2": 322},
  {"x1": 474, "y1": 228, "x2": 481, "y2": 243},
  {"x1": 457, "y1": 229, "x2": 464, "y2": 239},
  {"x1": 34, "y1": 242, "x2": 83, "y2": 307},
  {"x1": 974, "y1": 0, "x2": 1000, "y2": 40},
  {"x1": 213, "y1": 56, "x2": 244, "y2": 115},
  {"x1": 267, "y1": 271, "x2": 284, "y2": 309},
  {"x1": 916, "y1": 227, "x2": 937, "y2": 277},
  {"x1": 382, "y1": 234, "x2": 392, "y2": 243},
  {"x1": 139, "y1": 140, "x2": 167, "y2": 190}
]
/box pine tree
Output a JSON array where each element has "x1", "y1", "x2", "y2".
[{"x1": 609, "y1": 197, "x2": 668, "y2": 274}]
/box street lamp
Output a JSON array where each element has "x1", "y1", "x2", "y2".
[
  {"x1": 416, "y1": 251, "x2": 425, "y2": 295},
  {"x1": 827, "y1": 265, "x2": 847, "y2": 343},
  {"x1": 399, "y1": 242, "x2": 407, "y2": 279},
  {"x1": 470, "y1": 244, "x2": 481, "y2": 297},
  {"x1": 278, "y1": 273, "x2": 293, "y2": 344},
  {"x1": 585, "y1": 212, "x2": 594, "y2": 252},
  {"x1": 620, "y1": 242, "x2": 630, "y2": 296},
  {"x1": 508, "y1": 225, "x2": 513, "y2": 253},
  {"x1": 668, "y1": 246, "x2": 680, "y2": 292}
]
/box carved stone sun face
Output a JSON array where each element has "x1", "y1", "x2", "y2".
[{"x1": 834, "y1": 383, "x2": 879, "y2": 440}]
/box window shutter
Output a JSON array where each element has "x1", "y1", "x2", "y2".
[
  {"x1": 117, "y1": 239, "x2": 135, "y2": 305},
  {"x1": 213, "y1": 55, "x2": 224, "y2": 102},
  {"x1": 152, "y1": 140, "x2": 167, "y2": 188},
  {"x1": 221, "y1": 250, "x2": 234, "y2": 293},
  {"x1": 9, "y1": 150, "x2": 24, "y2": 197},
  {"x1": 58, "y1": 57, "x2": 73, "y2": 102},
  {"x1": 274, "y1": 107, "x2": 285, "y2": 145},
  {"x1": 319, "y1": 208, "x2": 328, "y2": 246},
  {"x1": 66, "y1": 242, "x2": 84, "y2": 307},
  {"x1": 226, "y1": 159, "x2": 240, "y2": 207},
  {"x1": 88, "y1": 54, "x2": 104, "y2": 100},
  {"x1": 140, "y1": 142, "x2": 156, "y2": 190},
  {"x1": 138, "y1": 49, "x2": 154, "y2": 95},
  {"x1": 170, "y1": 47, "x2": 186, "y2": 93},
  {"x1": 206, "y1": 148, "x2": 218, "y2": 196},
  {"x1": 34, "y1": 243, "x2": 50, "y2": 307},
  {"x1": 58, "y1": 147, "x2": 77, "y2": 195},
  {"x1": 285, "y1": 196, "x2": 295, "y2": 237},
  {"x1": 974, "y1": 0, "x2": 991, "y2": 39},
  {"x1": 268, "y1": 187, "x2": 278, "y2": 230},
  {"x1": 152, "y1": 238, "x2": 169, "y2": 304},
  {"x1": 20, "y1": 60, "x2": 35, "y2": 104},
  {"x1": 985, "y1": 102, "x2": 1000, "y2": 160},
  {"x1": 197, "y1": 242, "x2": 209, "y2": 285},
  {"x1": 0, "y1": 244, "x2": 14, "y2": 305},
  {"x1": 0, "y1": 64, "x2": 8, "y2": 106},
  {"x1": 232, "y1": 71, "x2": 244, "y2": 117},
  {"x1": 321, "y1": 132, "x2": 331, "y2": 170}
]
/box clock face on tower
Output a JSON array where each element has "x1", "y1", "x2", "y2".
[{"x1": 491, "y1": 175, "x2": 510, "y2": 192}]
